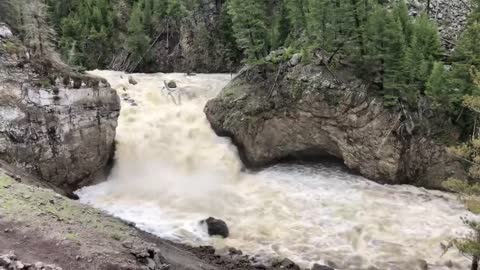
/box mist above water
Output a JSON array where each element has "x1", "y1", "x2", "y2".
[{"x1": 78, "y1": 70, "x2": 473, "y2": 270}]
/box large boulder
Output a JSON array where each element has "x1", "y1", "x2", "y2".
[
  {"x1": 205, "y1": 63, "x2": 466, "y2": 189},
  {"x1": 0, "y1": 23, "x2": 12, "y2": 38},
  {"x1": 0, "y1": 25, "x2": 120, "y2": 195},
  {"x1": 201, "y1": 217, "x2": 229, "y2": 238}
]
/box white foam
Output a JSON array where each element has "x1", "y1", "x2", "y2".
[{"x1": 77, "y1": 70, "x2": 473, "y2": 270}]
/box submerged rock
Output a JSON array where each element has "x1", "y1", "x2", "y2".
[
  {"x1": 167, "y1": 80, "x2": 177, "y2": 89},
  {"x1": 129, "y1": 76, "x2": 138, "y2": 85},
  {"x1": 201, "y1": 217, "x2": 229, "y2": 238},
  {"x1": 311, "y1": 264, "x2": 334, "y2": 270},
  {"x1": 273, "y1": 258, "x2": 300, "y2": 270},
  {"x1": 204, "y1": 63, "x2": 466, "y2": 189}
]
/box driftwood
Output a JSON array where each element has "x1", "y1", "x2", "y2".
[
  {"x1": 128, "y1": 32, "x2": 163, "y2": 73},
  {"x1": 441, "y1": 37, "x2": 456, "y2": 47},
  {"x1": 268, "y1": 64, "x2": 284, "y2": 98},
  {"x1": 314, "y1": 49, "x2": 341, "y2": 84},
  {"x1": 108, "y1": 51, "x2": 131, "y2": 71},
  {"x1": 376, "y1": 112, "x2": 402, "y2": 156}
]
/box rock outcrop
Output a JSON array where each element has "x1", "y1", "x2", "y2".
[
  {"x1": 0, "y1": 24, "x2": 120, "y2": 195},
  {"x1": 205, "y1": 63, "x2": 466, "y2": 189}
]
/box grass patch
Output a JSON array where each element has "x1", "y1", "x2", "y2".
[
  {"x1": 111, "y1": 233, "x2": 123, "y2": 241},
  {"x1": 466, "y1": 198, "x2": 480, "y2": 214},
  {"x1": 2, "y1": 41, "x2": 22, "y2": 55}
]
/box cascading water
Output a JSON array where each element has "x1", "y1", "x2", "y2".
[{"x1": 78, "y1": 70, "x2": 473, "y2": 270}]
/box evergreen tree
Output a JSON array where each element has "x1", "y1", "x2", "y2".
[
  {"x1": 401, "y1": 14, "x2": 442, "y2": 95},
  {"x1": 0, "y1": 0, "x2": 11, "y2": 22},
  {"x1": 227, "y1": 0, "x2": 268, "y2": 62},
  {"x1": 284, "y1": 0, "x2": 308, "y2": 42},
  {"x1": 58, "y1": 0, "x2": 117, "y2": 68},
  {"x1": 425, "y1": 61, "x2": 461, "y2": 110},
  {"x1": 305, "y1": 0, "x2": 334, "y2": 50},
  {"x1": 365, "y1": 4, "x2": 408, "y2": 102},
  {"x1": 127, "y1": 0, "x2": 151, "y2": 61},
  {"x1": 392, "y1": 0, "x2": 413, "y2": 43},
  {"x1": 443, "y1": 72, "x2": 480, "y2": 269},
  {"x1": 12, "y1": 0, "x2": 56, "y2": 56},
  {"x1": 448, "y1": 3, "x2": 480, "y2": 102},
  {"x1": 412, "y1": 14, "x2": 442, "y2": 62},
  {"x1": 382, "y1": 15, "x2": 408, "y2": 101}
]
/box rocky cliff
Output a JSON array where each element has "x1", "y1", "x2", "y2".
[
  {"x1": 0, "y1": 25, "x2": 120, "y2": 196},
  {"x1": 205, "y1": 62, "x2": 466, "y2": 189}
]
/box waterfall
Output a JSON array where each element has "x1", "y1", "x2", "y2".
[{"x1": 78, "y1": 70, "x2": 472, "y2": 270}]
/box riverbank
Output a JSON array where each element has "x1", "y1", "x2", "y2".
[{"x1": 1, "y1": 171, "x2": 324, "y2": 270}]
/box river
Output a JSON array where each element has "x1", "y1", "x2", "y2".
[{"x1": 77, "y1": 70, "x2": 473, "y2": 270}]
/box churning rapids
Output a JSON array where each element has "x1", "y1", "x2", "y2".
[{"x1": 78, "y1": 70, "x2": 473, "y2": 270}]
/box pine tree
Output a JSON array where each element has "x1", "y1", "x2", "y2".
[
  {"x1": 412, "y1": 14, "x2": 442, "y2": 62},
  {"x1": 448, "y1": 4, "x2": 480, "y2": 100},
  {"x1": 401, "y1": 14, "x2": 442, "y2": 95},
  {"x1": 0, "y1": 0, "x2": 11, "y2": 22},
  {"x1": 383, "y1": 16, "x2": 408, "y2": 101},
  {"x1": 228, "y1": 0, "x2": 268, "y2": 62},
  {"x1": 425, "y1": 61, "x2": 461, "y2": 110},
  {"x1": 143, "y1": 0, "x2": 154, "y2": 35},
  {"x1": 392, "y1": 0, "x2": 413, "y2": 43},
  {"x1": 365, "y1": 4, "x2": 408, "y2": 102},
  {"x1": 441, "y1": 69, "x2": 480, "y2": 270},
  {"x1": 284, "y1": 0, "x2": 308, "y2": 42},
  {"x1": 402, "y1": 35, "x2": 426, "y2": 91},
  {"x1": 127, "y1": 1, "x2": 151, "y2": 61},
  {"x1": 305, "y1": 0, "x2": 334, "y2": 50},
  {"x1": 57, "y1": 0, "x2": 117, "y2": 68},
  {"x1": 14, "y1": 0, "x2": 56, "y2": 56}
]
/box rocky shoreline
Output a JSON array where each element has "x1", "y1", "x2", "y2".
[{"x1": 0, "y1": 171, "x2": 335, "y2": 270}]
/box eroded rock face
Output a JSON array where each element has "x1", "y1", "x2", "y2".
[
  {"x1": 205, "y1": 63, "x2": 466, "y2": 188},
  {"x1": 0, "y1": 25, "x2": 120, "y2": 194}
]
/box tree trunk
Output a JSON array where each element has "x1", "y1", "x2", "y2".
[
  {"x1": 427, "y1": 0, "x2": 431, "y2": 15},
  {"x1": 248, "y1": 31, "x2": 259, "y2": 60},
  {"x1": 472, "y1": 256, "x2": 479, "y2": 270}
]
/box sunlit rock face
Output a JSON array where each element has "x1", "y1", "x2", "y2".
[{"x1": 0, "y1": 24, "x2": 120, "y2": 194}]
